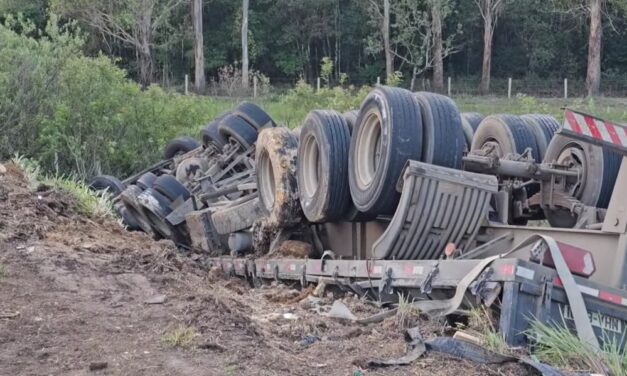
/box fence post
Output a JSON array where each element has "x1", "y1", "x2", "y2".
[
  {"x1": 447, "y1": 77, "x2": 452, "y2": 97},
  {"x1": 253, "y1": 76, "x2": 258, "y2": 99},
  {"x1": 377, "y1": 76, "x2": 381, "y2": 85},
  {"x1": 184, "y1": 74, "x2": 189, "y2": 95},
  {"x1": 507, "y1": 77, "x2": 512, "y2": 99},
  {"x1": 564, "y1": 78, "x2": 568, "y2": 99},
  {"x1": 317, "y1": 77, "x2": 321, "y2": 91}
]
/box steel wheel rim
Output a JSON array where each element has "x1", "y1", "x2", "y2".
[
  {"x1": 556, "y1": 143, "x2": 586, "y2": 199},
  {"x1": 302, "y1": 134, "x2": 320, "y2": 199},
  {"x1": 258, "y1": 150, "x2": 275, "y2": 210},
  {"x1": 355, "y1": 110, "x2": 382, "y2": 190}
]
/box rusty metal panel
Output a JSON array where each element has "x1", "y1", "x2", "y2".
[{"x1": 372, "y1": 160, "x2": 498, "y2": 260}]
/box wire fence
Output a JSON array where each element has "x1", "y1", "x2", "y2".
[{"x1": 165, "y1": 74, "x2": 627, "y2": 99}]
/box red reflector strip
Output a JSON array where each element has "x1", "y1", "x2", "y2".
[
  {"x1": 564, "y1": 110, "x2": 582, "y2": 134},
  {"x1": 583, "y1": 115, "x2": 602, "y2": 140},
  {"x1": 599, "y1": 291, "x2": 624, "y2": 306},
  {"x1": 499, "y1": 264, "x2": 515, "y2": 276}
]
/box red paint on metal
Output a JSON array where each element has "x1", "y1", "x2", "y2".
[
  {"x1": 599, "y1": 291, "x2": 623, "y2": 305},
  {"x1": 564, "y1": 110, "x2": 582, "y2": 134},
  {"x1": 583, "y1": 115, "x2": 602, "y2": 140},
  {"x1": 541, "y1": 241, "x2": 596, "y2": 278},
  {"x1": 499, "y1": 264, "x2": 515, "y2": 276},
  {"x1": 605, "y1": 122, "x2": 622, "y2": 145}
]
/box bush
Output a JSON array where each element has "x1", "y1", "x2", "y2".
[{"x1": 0, "y1": 16, "x2": 231, "y2": 179}]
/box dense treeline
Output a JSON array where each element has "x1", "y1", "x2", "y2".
[{"x1": 1, "y1": 0, "x2": 627, "y2": 95}]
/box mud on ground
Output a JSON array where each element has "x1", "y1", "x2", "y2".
[{"x1": 0, "y1": 163, "x2": 528, "y2": 375}]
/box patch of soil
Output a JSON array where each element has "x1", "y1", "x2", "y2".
[{"x1": 0, "y1": 163, "x2": 529, "y2": 375}]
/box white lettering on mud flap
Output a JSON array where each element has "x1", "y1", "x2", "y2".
[{"x1": 559, "y1": 304, "x2": 623, "y2": 334}]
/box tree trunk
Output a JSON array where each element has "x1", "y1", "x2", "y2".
[
  {"x1": 242, "y1": 0, "x2": 249, "y2": 89},
  {"x1": 383, "y1": 0, "x2": 393, "y2": 80},
  {"x1": 479, "y1": 1, "x2": 494, "y2": 95},
  {"x1": 137, "y1": 2, "x2": 153, "y2": 89},
  {"x1": 192, "y1": 0, "x2": 205, "y2": 93},
  {"x1": 586, "y1": 0, "x2": 603, "y2": 97},
  {"x1": 431, "y1": 0, "x2": 444, "y2": 92}
]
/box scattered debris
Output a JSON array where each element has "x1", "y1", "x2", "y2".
[
  {"x1": 88, "y1": 362, "x2": 108, "y2": 371},
  {"x1": 144, "y1": 294, "x2": 167, "y2": 304}
]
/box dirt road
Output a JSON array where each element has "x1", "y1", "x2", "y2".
[{"x1": 0, "y1": 164, "x2": 527, "y2": 375}]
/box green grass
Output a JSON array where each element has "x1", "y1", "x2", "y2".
[
  {"x1": 0, "y1": 264, "x2": 6, "y2": 279},
  {"x1": 11, "y1": 155, "x2": 113, "y2": 219},
  {"x1": 161, "y1": 326, "x2": 198, "y2": 349},
  {"x1": 528, "y1": 320, "x2": 627, "y2": 376},
  {"x1": 396, "y1": 293, "x2": 421, "y2": 329},
  {"x1": 466, "y1": 307, "x2": 510, "y2": 354}
]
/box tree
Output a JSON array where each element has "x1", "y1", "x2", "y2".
[
  {"x1": 191, "y1": 0, "x2": 205, "y2": 93},
  {"x1": 242, "y1": 0, "x2": 249, "y2": 89},
  {"x1": 475, "y1": 0, "x2": 505, "y2": 95},
  {"x1": 431, "y1": 0, "x2": 444, "y2": 92},
  {"x1": 367, "y1": 0, "x2": 394, "y2": 81},
  {"x1": 586, "y1": 0, "x2": 603, "y2": 96},
  {"x1": 51, "y1": 0, "x2": 184, "y2": 88}
]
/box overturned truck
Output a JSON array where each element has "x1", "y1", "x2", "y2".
[{"x1": 92, "y1": 87, "x2": 627, "y2": 352}]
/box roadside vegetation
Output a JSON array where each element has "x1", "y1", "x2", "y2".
[{"x1": 11, "y1": 155, "x2": 113, "y2": 219}]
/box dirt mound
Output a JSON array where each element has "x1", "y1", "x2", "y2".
[{"x1": 0, "y1": 163, "x2": 529, "y2": 375}]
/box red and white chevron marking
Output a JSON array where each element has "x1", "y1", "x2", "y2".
[{"x1": 563, "y1": 110, "x2": 627, "y2": 148}]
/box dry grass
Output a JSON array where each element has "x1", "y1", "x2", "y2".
[
  {"x1": 161, "y1": 326, "x2": 198, "y2": 349},
  {"x1": 396, "y1": 293, "x2": 421, "y2": 329},
  {"x1": 466, "y1": 307, "x2": 510, "y2": 354}
]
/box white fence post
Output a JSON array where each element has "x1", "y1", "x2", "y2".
[
  {"x1": 317, "y1": 77, "x2": 321, "y2": 91},
  {"x1": 184, "y1": 74, "x2": 189, "y2": 95},
  {"x1": 507, "y1": 77, "x2": 512, "y2": 99},
  {"x1": 377, "y1": 76, "x2": 381, "y2": 85},
  {"x1": 253, "y1": 75, "x2": 258, "y2": 98},
  {"x1": 447, "y1": 77, "x2": 452, "y2": 97},
  {"x1": 564, "y1": 78, "x2": 568, "y2": 99}
]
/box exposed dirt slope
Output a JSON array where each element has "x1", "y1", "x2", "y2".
[{"x1": 0, "y1": 163, "x2": 528, "y2": 375}]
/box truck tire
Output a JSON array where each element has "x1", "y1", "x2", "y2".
[
  {"x1": 521, "y1": 114, "x2": 560, "y2": 160},
  {"x1": 211, "y1": 196, "x2": 264, "y2": 235},
  {"x1": 342, "y1": 110, "x2": 359, "y2": 133},
  {"x1": 349, "y1": 86, "x2": 423, "y2": 215},
  {"x1": 120, "y1": 185, "x2": 160, "y2": 237},
  {"x1": 163, "y1": 136, "x2": 200, "y2": 159},
  {"x1": 543, "y1": 134, "x2": 620, "y2": 227},
  {"x1": 115, "y1": 202, "x2": 142, "y2": 231},
  {"x1": 218, "y1": 114, "x2": 258, "y2": 149},
  {"x1": 471, "y1": 115, "x2": 540, "y2": 161},
  {"x1": 256, "y1": 127, "x2": 301, "y2": 226},
  {"x1": 136, "y1": 172, "x2": 158, "y2": 190},
  {"x1": 461, "y1": 116, "x2": 474, "y2": 151},
  {"x1": 88, "y1": 175, "x2": 126, "y2": 197},
  {"x1": 462, "y1": 112, "x2": 484, "y2": 132},
  {"x1": 234, "y1": 102, "x2": 276, "y2": 129},
  {"x1": 414, "y1": 92, "x2": 465, "y2": 169},
  {"x1": 153, "y1": 175, "x2": 191, "y2": 202},
  {"x1": 138, "y1": 188, "x2": 190, "y2": 245},
  {"x1": 201, "y1": 120, "x2": 227, "y2": 149},
  {"x1": 297, "y1": 110, "x2": 351, "y2": 223}
]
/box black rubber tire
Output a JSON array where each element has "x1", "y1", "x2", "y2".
[
  {"x1": 211, "y1": 197, "x2": 264, "y2": 235},
  {"x1": 163, "y1": 136, "x2": 200, "y2": 159},
  {"x1": 342, "y1": 110, "x2": 359, "y2": 134},
  {"x1": 349, "y1": 86, "x2": 423, "y2": 215},
  {"x1": 543, "y1": 134, "x2": 620, "y2": 210},
  {"x1": 138, "y1": 188, "x2": 190, "y2": 245},
  {"x1": 136, "y1": 172, "x2": 158, "y2": 190},
  {"x1": 88, "y1": 175, "x2": 126, "y2": 197},
  {"x1": 297, "y1": 110, "x2": 351, "y2": 223},
  {"x1": 462, "y1": 112, "x2": 484, "y2": 132},
  {"x1": 256, "y1": 127, "x2": 302, "y2": 226},
  {"x1": 115, "y1": 203, "x2": 142, "y2": 231},
  {"x1": 201, "y1": 120, "x2": 227, "y2": 149},
  {"x1": 218, "y1": 114, "x2": 258, "y2": 149},
  {"x1": 234, "y1": 102, "x2": 276, "y2": 129},
  {"x1": 153, "y1": 175, "x2": 191, "y2": 202},
  {"x1": 414, "y1": 92, "x2": 465, "y2": 169},
  {"x1": 460, "y1": 116, "x2": 474, "y2": 151},
  {"x1": 120, "y1": 185, "x2": 161, "y2": 237},
  {"x1": 471, "y1": 115, "x2": 540, "y2": 161},
  {"x1": 520, "y1": 114, "x2": 560, "y2": 160}
]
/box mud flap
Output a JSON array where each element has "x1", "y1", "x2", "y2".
[{"x1": 372, "y1": 160, "x2": 498, "y2": 260}]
